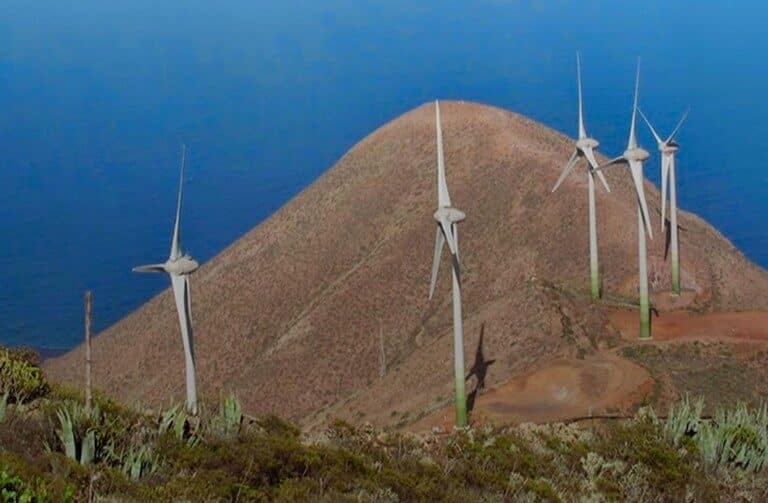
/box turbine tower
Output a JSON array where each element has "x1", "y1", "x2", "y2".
[
  {"x1": 428, "y1": 101, "x2": 468, "y2": 428},
  {"x1": 599, "y1": 61, "x2": 654, "y2": 339},
  {"x1": 133, "y1": 145, "x2": 200, "y2": 414},
  {"x1": 638, "y1": 107, "x2": 689, "y2": 295},
  {"x1": 552, "y1": 53, "x2": 611, "y2": 300}
]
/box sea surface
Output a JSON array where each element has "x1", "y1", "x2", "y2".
[{"x1": 1, "y1": 1, "x2": 766, "y2": 349}]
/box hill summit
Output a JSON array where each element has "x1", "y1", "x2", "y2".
[{"x1": 44, "y1": 101, "x2": 768, "y2": 426}]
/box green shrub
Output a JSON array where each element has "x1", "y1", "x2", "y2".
[
  {"x1": 0, "y1": 349, "x2": 48, "y2": 403},
  {"x1": 0, "y1": 466, "x2": 47, "y2": 502}
]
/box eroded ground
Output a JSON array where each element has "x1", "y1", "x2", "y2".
[{"x1": 411, "y1": 307, "x2": 768, "y2": 432}]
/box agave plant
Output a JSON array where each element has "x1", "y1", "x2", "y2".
[
  {"x1": 209, "y1": 394, "x2": 243, "y2": 441},
  {"x1": 664, "y1": 394, "x2": 704, "y2": 446},
  {"x1": 677, "y1": 399, "x2": 768, "y2": 473},
  {"x1": 158, "y1": 403, "x2": 198, "y2": 446},
  {"x1": 55, "y1": 407, "x2": 97, "y2": 465},
  {"x1": 122, "y1": 445, "x2": 160, "y2": 481},
  {"x1": 0, "y1": 391, "x2": 9, "y2": 423}
]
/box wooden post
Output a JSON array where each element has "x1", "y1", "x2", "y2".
[
  {"x1": 84, "y1": 291, "x2": 93, "y2": 413},
  {"x1": 378, "y1": 327, "x2": 386, "y2": 378}
]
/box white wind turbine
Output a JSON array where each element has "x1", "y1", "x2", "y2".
[
  {"x1": 428, "y1": 101, "x2": 468, "y2": 428},
  {"x1": 552, "y1": 53, "x2": 611, "y2": 300},
  {"x1": 133, "y1": 145, "x2": 200, "y2": 414},
  {"x1": 638, "y1": 107, "x2": 689, "y2": 295},
  {"x1": 599, "y1": 61, "x2": 655, "y2": 339}
]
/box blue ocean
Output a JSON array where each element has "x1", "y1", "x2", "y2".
[{"x1": 1, "y1": 1, "x2": 766, "y2": 349}]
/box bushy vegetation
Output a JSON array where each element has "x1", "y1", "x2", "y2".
[
  {"x1": 664, "y1": 394, "x2": 768, "y2": 472},
  {"x1": 0, "y1": 350, "x2": 767, "y2": 500},
  {"x1": 0, "y1": 348, "x2": 48, "y2": 403},
  {"x1": 0, "y1": 467, "x2": 48, "y2": 502}
]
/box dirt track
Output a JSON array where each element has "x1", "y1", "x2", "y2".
[{"x1": 413, "y1": 309, "x2": 768, "y2": 431}]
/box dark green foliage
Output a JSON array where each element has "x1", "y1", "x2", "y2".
[
  {"x1": 0, "y1": 349, "x2": 48, "y2": 403},
  {"x1": 598, "y1": 420, "x2": 693, "y2": 491},
  {"x1": 0, "y1": 466, "x2": 45, "y2": 502},
  {"x1": 0, "y1": 367, "x2": 766, "y2": 502}
]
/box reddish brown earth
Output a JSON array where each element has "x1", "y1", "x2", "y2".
[
  {"x1": 413, "y1": 309, "x2": 768, "y2": 432},
  {"x1": 412, "y1": 353, "x2": 653, "y2": 432},
  {"x1": 43, "y1": 101, "x2": 768, "y2": 428},
  {"x1": 609, "y1": 310, "x2": 768, "y2": 343}
]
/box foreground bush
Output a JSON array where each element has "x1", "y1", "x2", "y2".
[
  {"x1": 665, "y1": 395, "x2": 768, "y2": 472},
  {"x1": 0, "y1": 355, "x2": 765, "y2": 502},
  {"x1": 0, "y1": 348, "x2": 48, "y2": 403}
]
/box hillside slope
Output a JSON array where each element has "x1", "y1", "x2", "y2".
[{"x1": 44, "y1": 101, "x2": 768, "y2": 423}]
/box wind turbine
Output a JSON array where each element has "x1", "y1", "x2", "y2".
[
  {"x1": 638, "y1": 107, "x2": 689, "y2": 295},
  {"x1": 599, "y1": 61, "x2": 654, "y2": 339},
  {"x1": 133, "y1": 145, "x2": 200, "y2": 414},
  {"x1": 428, "y1": 101, "x2": 468, "y2": 428},
  {"x1": 552, "y1": 53, "x2": 611, "y2": 300}
]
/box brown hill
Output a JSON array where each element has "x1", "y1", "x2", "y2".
[{"x1": 44, "y1": 101, "x2": 768, "y2": 426}]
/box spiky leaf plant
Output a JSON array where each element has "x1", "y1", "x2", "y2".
[
  {"x1": 0, "y1": 391, "x2": 9, "y2": 423},
  {"x1": 158, "y1": 403, "x2": 197, "y2": 445},
  {"x1": 53, "y1": 401, "x2": 104, "y2": 464},
  {"x1": 664, "y1": 394, "x2": 704, "y2": 446},
  {"x1": 80, "y1": 430, "x2": 96, "y2": 465},
  {"x1": 55, "y1": 409, "x2": 77, "y2": 460},
  {"x1": 209, "y1": 394, "x2": 243, "y2": 440},
  {"x1": 121, "y1": 445, "x2": 160, "y2": 481}
]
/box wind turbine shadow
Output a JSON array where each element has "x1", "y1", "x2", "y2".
[
  {"x1": 465, "y1": 323, "x2": 496, "y2": 414},
  {"x1": 663, "y1": 218, "x2": 688, "y2": 261}
]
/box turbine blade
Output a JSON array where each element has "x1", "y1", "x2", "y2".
[
  {"x1": 637, "y1": 107, "x2": 663, "y2": 145},
  {"x1": 440, "y1": 217, "x2": 458, "y2": 256},
  {"x1": 577, "y1": 52, "x2": 586, "y2": 140},
  {"x1": 171, "y1": 273, "x2": 197, "y2": 414},
  {"x1": 595, "y1": 155, "x2": 627, "y2": 172},
  {"x1": 661, "y1": 154, "x2": 671, "y2": 232},
  {"x1": 429, "y1": 226, "x2": 445, "y2": 300},
  {"x1": 133, "y1": 264, "x2": 166, "y2": 273},
  {"x1": 171, "y1": 274, "x2": 193, "y2": 343},
  {"x1": 170, "y1": 145, "x2": 187, "y2": 261},
  {"x1": 667, "y1": 107, "x2": 690, "y2": 142},
  {"x1": 183, "y1": 276, "x2": 196, "y2": 362},
  {"x1": 628, "y1": 59, "x2": 641, "y2": 150},
  {"x1": 552, "y1": 149, "x2": 580, "y2": 192},
  {"x1": 439, "y1": 217, "x2": 461, "y2": 283},
  {"x1": 452, "y1": 222, "x2": 459, "y2": 262},
  {"x1": 630, "y1": 160, "x2": 654, "y2": 239},
  {"x1": 435, "y1": 101, "x2": 451, "y2": 208},
  {"x1": 583, "y1": 148, "x2": 610, "y2": 192}
]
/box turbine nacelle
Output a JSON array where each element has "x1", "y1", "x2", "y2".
[
  {"x1": 165, "y1": 255, "x2": 199, "y2": 276},
  {"x1": 576, "y1": 137, "x2": 599, "y2": 151},
  {"x1": 660, "y1": 142, "x2": 679, "y2": 154},
  {"x1": 133, "y1": 253, "x2": 199, "y2": 277},
  {"x1": 622, "y1": 147, "x2": 650, "y2": 163},
  {"x1": 433, "y1": 207, "x2": 466, "y2": 225}
]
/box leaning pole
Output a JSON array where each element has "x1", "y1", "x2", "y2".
[
  {"x1": 638, "y1": 208, "x2": 651, "y2": 339},
  {"x1": 588, "y1": 172, "x2": 600, "y2": 300}
]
